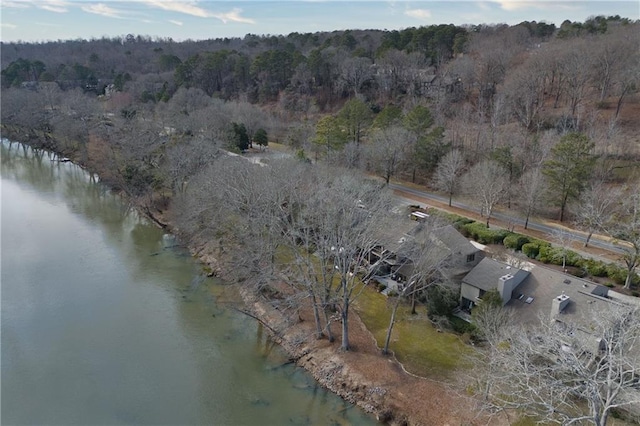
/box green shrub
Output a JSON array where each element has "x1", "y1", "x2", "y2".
[
  {"x1": 567, "y1": 267, "x2": 587, "y2": 278},
  {"x1": 449, "y1": 316, "x2": 477, "y2": 335},
  {"x1": 503, "y1": 233, "x2": 530, "y2": 251},
  {"x1": 431, "y1": 210, "x2": 470, "y2": 226},
  {"x1": 605, "y1": 263, "x2": 630, "y2": 285},
  {"x1": 538, "y1": 245, "x2": 561, "y2": 264},
  {"x1": 605, "y1": 268, "x2": 640, "y2": 287},
  {"x1": 583, "y1": 259, "x2": 608, "y2": 277},
  {"x1": 536, "y1": 245, "x2": 582, "y2": 267},
  {"x1": 521, "y1": 242, "x2": 540, "y2": 258},
  {"x1": 462, "y1": 222, "x2": 510, "y2": 245},
  {"x1": 454, "y1": 217, "x2": 474, "y2": 227},
  {"x1": 426, "y1": 286, "x2": 459, "y2": 318},
  {"x1": 456, "y1": 224, "x2": 470, "y2": 237},
  {"x1": 565, "y1": 250, "x2": 582, "y2": 267}
]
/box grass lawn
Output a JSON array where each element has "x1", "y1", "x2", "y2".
[{"x1": 354, "y1": 284, "x2": 471, "y2": 379}]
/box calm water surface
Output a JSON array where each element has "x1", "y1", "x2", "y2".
[{"x1": 1, "y1": 140, "x2": 376, "y2": 425}]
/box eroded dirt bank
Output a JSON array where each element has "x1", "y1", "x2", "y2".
[{"x1": 189, "y1": 237, "x2": 496, "y2": 426}]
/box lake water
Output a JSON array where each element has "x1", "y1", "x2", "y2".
[{"x1": 0, "y1": 139, "x2": 376, "y2": 425}]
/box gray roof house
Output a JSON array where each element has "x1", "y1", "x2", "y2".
[
  {"x1": 505, "y1": 263, "x2": 640, "y2": 327},
  {"x1": 430, "y1": 225, "x2": 483, "y2": 278},
  {"x1": 461, "y1": 258, "x2": 640, "y2": 346},
  {"x1": 369, "y1": 219, "x2": 482, "y2": 289},
  {"x1": 460, "y1": 258, "x2": 530, "y2": 309}
]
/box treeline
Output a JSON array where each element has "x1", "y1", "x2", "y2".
[{"x1": 1, "y1": 16, "x2": 635, "y2": 105}]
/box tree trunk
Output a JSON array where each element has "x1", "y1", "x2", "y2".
[
  {"x1": 323, "y1": 305, "x2": 335, "y2": 342},
  {"x1": 383, "y1": 300, "x2": 400, "y2": 355},
  {"x1": 410, "y1": 289, "x2": 417, "y2": 315},
  {"x1": 341, "y1": 298, "x2": 350, "y2": 351},
  {"x1": 524, "y1": 212, "x2": 530, "y2": 230},
  {"x1": 624, "y1": 266, "x2": 633, "y2": 290},
  {"x1": 592, "y1": 403, "x2": 607, "y2": 426},
  {"x1": 585, "y1": 231, "x2": 593, "y2": 247},
  {"x1": 614, "y1": 85, "x2": 629, "y2": 120},
  {"x1": 560, "y1": 192, "x2": 569, "y2": 222},
  {"x1": 448, "y1": 190, "x2": 453, "y2": 207},
  {"x1": 310, "y1": 290, "x2": 323, "y2": 339}
]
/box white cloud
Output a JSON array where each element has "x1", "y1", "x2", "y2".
[
  {"x1": 1, "y1": 2, "x2": 30, "y2": 9},
  {"x1": 169, "y1": 19, "x2": 183, "y2": 26},
  {"x1": 81, "y1": 3, "x2": 124, "y2": 18},
  {"x1": 137, "y1": 1, "x2": 254, "y2": 24},
  {"x1": 491, "y1": 1, "x2": 580, "y2": 11},
  {"x1": 137, "y1": 0, "x2": 211, "y2": 18},
  {"x1": 210, "y1": 8, "x2": 255, "y2": 24},
  {"x1": 1, "y1": 22, "x2": 18, "y2": 29},
  {"x1": 405, "y1": 8, "x2": 431, "y2": 20},
  {"x1": 38, "y1": 0, "x2": 71, "y2": 13}
]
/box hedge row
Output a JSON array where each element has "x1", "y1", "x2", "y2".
[
  {"x1": 459, "y1": 222, "x2": 511, "y2": 245},
  {"x1": 441, "y1": 212, "x2": 640, "y2": 288}
]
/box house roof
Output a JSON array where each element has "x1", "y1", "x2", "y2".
[
  {"x1": 372, "y1": 218, "x2": 480, "y2": 279},
  {"x1": 371, "y1": 217, "x2": 419, "y2": 254},
  {"x1": 430, "y1": 225, "x2": 478, "y2": 256},
  {"x1": 462, "y1": 258, "x2": 529, "y2": 292},
  {"x1": 505, "y1": 264, "x2": 640, "y2": 327}
]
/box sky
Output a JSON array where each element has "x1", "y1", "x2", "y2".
[{"x1": 1, "y1": 1, "x2": 638, "y2": 43}]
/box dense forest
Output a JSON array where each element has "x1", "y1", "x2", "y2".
[{"x1": 2, "y1": 15, "x2": 639, "y2": 215}]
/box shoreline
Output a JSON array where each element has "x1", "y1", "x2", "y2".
[
  {"x1": 167, "y1": 220, "x2": 488, "y2": 426},
  {"x1": 3, "y1": 133, "x2": 490, "y2": 426}
]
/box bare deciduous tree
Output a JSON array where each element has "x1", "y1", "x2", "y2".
[
  {"x1": 462, "y1": 159, "x2": 508, "y2": 227},
  {"x1": 365, "y1": 126, "x2": 413, "y2": 184},
  {"x1": 339, "y1": 57, "x2": 373, "y2": 97},
  {"x1": 574, "y1": 181, "x2": 620, "y2": 247},
  {"x1": 502, "y1": 57, "x2": 546, "y2": 130},
  {"x1": 302, "y1": 168, "x2": 393, "y2": 351},
  {"x1": 610, "y1": 183, "x2": 640, "y2": 290},
  {"x1": 163, "y1": 136, "x2": 220, "y2": 194},
  {"x1": 560, "y1": 38, "x2": 594, "y2": 117},
  {"x1": 480, "y1": 305, "x2": 640, "y2": 426},
  {"x1": 433, "y1": 149, "x2": 465, "y2": 207},
  {"x1": 517, "y1": 166, "x2": 546, "y2": 230},
  {"x1": 549, "y1": 228, "x2": 578, "y2": 271}
]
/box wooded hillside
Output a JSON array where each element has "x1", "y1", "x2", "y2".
[{"x1": 2, "y1": 15, "x2": 639, "y2": 236}]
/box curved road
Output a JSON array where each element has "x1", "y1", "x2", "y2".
[{"x1": 389, "y1": 183, "x2": 626, "y2": 256}]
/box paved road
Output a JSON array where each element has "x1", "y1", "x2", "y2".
[{"x1": 389, "y1": 183, "x2": 626, "y2": 256}]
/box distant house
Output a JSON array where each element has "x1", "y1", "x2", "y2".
[
  {"x1": 460, "y1": 258, "x2": 530, "y2": 310},
  {"x1": 20, "y1": 81, "x2": 38, "y2": 91}
]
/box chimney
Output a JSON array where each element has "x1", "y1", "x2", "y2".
[
  {"x1": 497, "y1": 274, "x2": 515, "y2": 305},
  {"x1": 550, "y1": 293, "x2": 570, "y2": 321}
]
